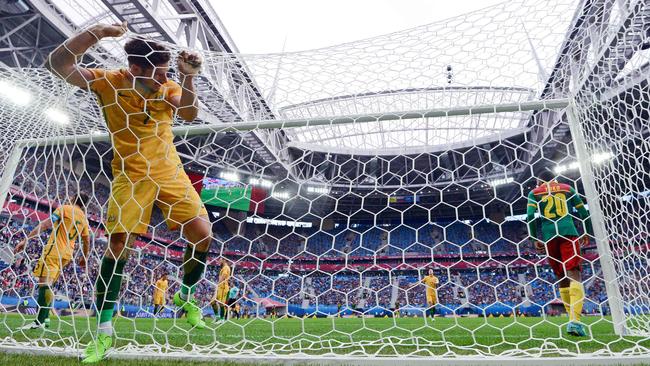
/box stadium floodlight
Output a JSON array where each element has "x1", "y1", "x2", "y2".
[
  {"x1": 553, "y1": 161, "x2": 581, "y2": 174},
  {"x1": 0, "y1": 80, "x2": 32, "y2": 106},
  {"x1": 592, "y1": 151, "x2": 614, "y2": 164},
  {"x1": 554, "y1": 151, "x2": 614, "y2": 174},
  {"x1": 249, "y1": 177, "x2": 273, "y2": 187},
  {"x1": 487, "y1": 177, "x2": 514, "y2": 187},
  {"x1": 219, "y1": 171, "x2": 239, "y2": 181},
  {"x1": 306, "y1": 186, "x2": 330, "y2": 194},
  {"x1": 271, "y1": 191, "x2": 291, "y2": 200},
  {"x1": 44, "y1": 107, "x2": 70, "y2": 125}
]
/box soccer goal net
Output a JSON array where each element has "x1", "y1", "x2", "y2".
[{"x1": 0, "y1": 0, "x2": 648, "y2": 363}]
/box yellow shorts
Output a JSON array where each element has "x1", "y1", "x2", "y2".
[
  {"x1": 105, "y1": 172, "x2": 208, "y2": 234},
  {"x1": 426, "y1": 293, "x2": 437, "y2": 306},
  {"x1": 33, "y1": 256, "x2": 70, "y2": 285},
  {"x1": 216, "y1": 285, "x2": 229, "y2": 304},
  {"x1": 153, "y1": 296, "x2": 165, "y2": 305}
]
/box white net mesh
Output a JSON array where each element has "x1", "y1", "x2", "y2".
[{"x1": 0, "y1": 0, "x2": 649, "y2": 362}]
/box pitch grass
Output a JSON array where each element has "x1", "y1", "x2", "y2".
[
  {"x1": 0, "y1": 352, "x2": 255, "y2": 366},
  {"x1": 0, "y1": 313, "x2": 649, "y2": 361}
]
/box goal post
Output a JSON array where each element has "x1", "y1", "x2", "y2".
[{"x1": 565, "y1": 103, "x2": 627, "y2": 336}]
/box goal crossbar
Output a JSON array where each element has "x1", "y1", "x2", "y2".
[{"x1": 14, "y1": 98, "x2": 570, "y2": 149}]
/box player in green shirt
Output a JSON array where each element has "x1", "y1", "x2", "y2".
[{"x1": 527, "y1": 170, "x2": 592, "y2": 337}]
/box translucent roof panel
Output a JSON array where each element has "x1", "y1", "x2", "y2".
[
  {"x1": 286, "y1": 112, "x2": 531, "y2": 154},
  {"x1": 224, "y1": 0, "x2": 578, "y2": 152},
  {"x1": 51, "y1": 0, "x2": 185, "y2": 47},
  {"x1": 45, "y1": 0, "x2": 579, "y2": 153},
  {"x1": 50, "y1": 0, "x2": 119, "y2": 29}
]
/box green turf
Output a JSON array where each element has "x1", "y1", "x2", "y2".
[
  {"x1": 0, "y1": 352, "x2": 257, "y2": 366},
  {"x1": 0, "y1": 313, "x2": 649, "y2": 360}
]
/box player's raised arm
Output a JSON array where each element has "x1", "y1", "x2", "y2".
[
  {"x1": 14, "y1": 217, "x2": 54, "y2": 254},
  {"x1": 47, "y1": 22, "x2": 127, "y2": 88},
  {"x1": 78, "y1": 233, "x2": 90, "y2": 269},
  {"x1": 78, "y1": 213, "x2": 91, "y2": 268},
  {"x1": 219, "y1": 264, "x2": 230, "y2": 283},
  {"x1": 170, "y1": 50, "x2": 202, "y2": 122},
  {"x1": 526, "y1": 191, "x2": 543, "y2": 253},
  {"x1": 569, "y1": 187, "x2": 593, "y2": 245}
]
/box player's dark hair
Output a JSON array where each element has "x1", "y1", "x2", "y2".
[
  {"x1": 537, "y1": 168, "x2": 556, "y2": 183},
  {"x1": 124, "y1": 38, "x2": 171, "y2": 69},
  {"x1": 75, "y1": 192, "x2": 89, "y2": 208}
]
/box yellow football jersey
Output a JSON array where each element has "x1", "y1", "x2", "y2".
[
  {"x1": 88, "y1": 68, "x2": 183, "y2": 180},
  {"x1": 42, "y1": 205, "x2": 89, "y2": 261},
  {"x1": 422, "y1": 275, "x2": 439, "y2": 294},
  {"x1": 219, "y1": 263, "x2": 231, "y2": 285},
  {"x1": 153, "y1": 278, "x2": 168, "y2": 303}
]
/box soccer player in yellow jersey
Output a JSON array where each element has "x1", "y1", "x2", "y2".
[
  {"x1": 14, "y1": 194, "x2": 91, "y2": 330},
  {"x1": 210, "y1": 258, "x2": 231, "y2": 322},
  {"x1": 48, "y1": 22, "x2": 213, "y2": 362},
  {"x1": 152, "y1": 273, "x2": 168, "y2": 317},
  {"x1": 421, "y1": 268, "x2": 439, "y2": 319}
]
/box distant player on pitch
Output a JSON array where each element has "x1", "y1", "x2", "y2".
[
  {"x1": 527, "y1": 170, "x2": 592, "y2": 337},
  {"x1": 48, "y1": 21, "x2": 213, "y2": 362},
  {"x1": 210, "y1": 258, "x2": 231, "y2": 322},
  {"x1": 15, "y1": 194, "x2": 90, "y2": 330},
  {"x1": 152, "y1": 273, "x2": 168, "y2": 317},
  {"x1": 226, "y1": 280, "x2": 239, "y2": 319},
  {"x1": 421, "y1": 268, "x2": 439, "y2": 319}
]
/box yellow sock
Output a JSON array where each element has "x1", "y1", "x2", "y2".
[
  {"x1": 559, "y1": 287, "x2": 571, "y2": 319},
  {"x1": 569, "y1": 281, "x2": 584, "y2": 322}
]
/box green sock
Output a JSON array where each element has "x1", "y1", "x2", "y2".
[
  {"x1": 99, "y1": 309, "x2": 114, "y2": 324},
  {"x1": 181, "y1": 249, "x2": 208, "y2": 300},
  {"x1": 36, "y1": 285, "x2": 53, "y2": 324},
  {"x1": 95, "y1": 257, "x2": 127, "y2": 325}
]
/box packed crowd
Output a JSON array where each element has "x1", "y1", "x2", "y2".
[
  {"x1": 220, "y1": 220, "x2": 543, "y2": 259},
  {"x1": 8, "y1": 155, "x2": 595, "y2": 259}
]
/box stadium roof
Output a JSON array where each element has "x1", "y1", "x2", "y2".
[
  {"x1": 213, "y1": 0, "x2": 579, "y2": 153},
  {"x1": 37, "y1": 0, "x2": 579, "y2": 153}
]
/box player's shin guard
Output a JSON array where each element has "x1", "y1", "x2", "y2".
[
  {"x1": 569, "y1": 281, "x2": 584, "y2": 322},
  {"x1": 180, "y1": 248, "x2": 208, "y2": 301},
  {"x1": 559, "y1": 287, "x2": 572, "y2": 319},
  {"x1": 36, "y1": 285, "x2": 53, "y2": 324},
  {"x1": 95, "y1": 257, "x2": 127, "y2": 335}
]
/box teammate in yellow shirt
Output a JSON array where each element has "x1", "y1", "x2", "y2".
[
  {"x1": 15, "y1": 194, "x2": 91, "y2": 330},
  {"x1": 152, "y1": 273, "x2": 168, "y2": 317},
  {"x1": 48, "y1": 21, "x2": 213, "y2": 362},
  {"x1": 210, "y1": 258, "x2": 231, "y2": 322},
  {"x1": 421, "y1": 268, "x2": 439, "y2": 319}
]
